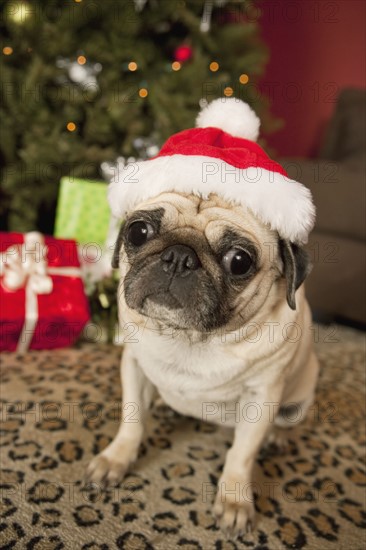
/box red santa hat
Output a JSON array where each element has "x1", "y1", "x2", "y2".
[{"x1": 108, "y1": 98, "x2": 315, "y2": 244}]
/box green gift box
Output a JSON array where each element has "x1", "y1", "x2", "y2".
[{"x1": 54, "y1": 177, "x2": 111, "y2": 246}]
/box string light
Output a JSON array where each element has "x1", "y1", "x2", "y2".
[
  {"x1": 239, "y1": 74, "x2": 249, "y2": 84},
  {"x1": 139, "y1": 88, "x2": 148, "y2": 98},
  {"x1": 209, "y1": 61, "x2": 219, "y2": 72},
  {"x1": 77, "y1": 55, "x2": 86, "y2": 65},
  {"x1": 3, "y1": 46, "x2": 13, "y2": 55},
  {"x1": 6, "y1": 1, "x2": 32, "y2": 24},
  {"x1": 172, "y1": 61, "x2": 181, "y2": 71},
  {"x1": 67, "y1": 122, "x2": 77, "y2": 132},
  {"x1": 128, "y1": 61, "x2": 138, "y2": 71},
  {"x1": 224, "y1": 86, "x2": 234, "y2": 97}
]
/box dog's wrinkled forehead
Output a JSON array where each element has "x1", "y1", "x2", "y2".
[{"x1": 129, "y1": 192, "x2": 273, "y2": 245}]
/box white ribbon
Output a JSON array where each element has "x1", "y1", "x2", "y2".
[{"x1": 0, "y1": 232, "x2": 81, "y2": 353}]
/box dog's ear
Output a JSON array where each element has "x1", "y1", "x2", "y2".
[
  {"x1": 111, "y1": 221, "x2": 125, "y2": 268},
  {"x1": 279, "y1": 239, "x2": 312, "y2": 310}
]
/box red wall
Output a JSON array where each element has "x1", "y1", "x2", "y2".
[{"x1": 259, "y1": 0, "x2": 365, "y2": 157}]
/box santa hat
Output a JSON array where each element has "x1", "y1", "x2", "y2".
[{"x1": 108, "y1": 98, "x2": 315, "y2": 244}]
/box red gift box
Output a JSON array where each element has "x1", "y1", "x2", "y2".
[{"x1": 0, "y1": 232, "x2": 90, "y2": 352}]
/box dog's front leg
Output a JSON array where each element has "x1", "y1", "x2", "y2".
[
  {"x1": 85, "y1": 345, "x2": 154, "y2": 487},
  {"x1": 214, "y1": 384, "x2": 283, "y2": 536}
]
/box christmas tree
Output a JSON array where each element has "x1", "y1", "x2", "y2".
[{"x1": 1, "y1": 0, "x2": 276, "y2": 233}]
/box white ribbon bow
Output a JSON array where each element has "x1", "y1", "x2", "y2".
[
  {"x1": 1, "y1": 232, "x2": 53, "y2": 295},
  {"x1": 0, "y1": 232, "x2": 81, "y2": 353}
]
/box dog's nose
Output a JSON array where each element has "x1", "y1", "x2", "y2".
[{"x1": 161, "y1": 245, "x2": 201, "y2": 275}]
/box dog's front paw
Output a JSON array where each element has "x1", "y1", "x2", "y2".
[
  {"x1": 262, "y1": 429, "x2": 289, "y2": 454},
  {"x1": 85, "y1": 454, "x2": 128, "y2": 488},
  {"x1": 213, "y1": 484, "x2": 255, "y2": 537}
]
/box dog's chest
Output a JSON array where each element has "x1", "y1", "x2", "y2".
[{"x1": 133, "y1": 332, "x2": 249, "y2": 410}]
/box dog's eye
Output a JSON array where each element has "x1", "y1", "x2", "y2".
[
  {"x1": 127, "y1": 221, "x2": 154, "y2": 247},
  {"x1": 222, "y1": 248, "x2": 253, "y2": 276}
]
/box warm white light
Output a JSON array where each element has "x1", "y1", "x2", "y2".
[{"x1": 7, "y1": 1, "x2": 32, "y2": 24}]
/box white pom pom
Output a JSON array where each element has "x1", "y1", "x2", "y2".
[{"x1": 196, "y1": 97, "x2": 260, "y2": 141}]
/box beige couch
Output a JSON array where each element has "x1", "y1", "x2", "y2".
[{"x1": 281, "y1": 89, "x2": 366, "y2": 324}]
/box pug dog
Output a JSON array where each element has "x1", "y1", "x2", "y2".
[{"x1": 86, "y1": 98, "x2": 319, "y2": 536}]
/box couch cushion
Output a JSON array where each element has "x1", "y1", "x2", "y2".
[
  {"x1": 306, "y1": 231, "x2": 366, "y2": 323},
  {"x1": 320, "y1": 88, "x2": 366, "y2": 165},
  {"x1": 281, "y1": 159, "x2": 365, "y2": 241}
]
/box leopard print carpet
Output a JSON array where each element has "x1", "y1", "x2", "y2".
[{"x1": 0, "y1": 325, "x2": 365, "y2": 549}]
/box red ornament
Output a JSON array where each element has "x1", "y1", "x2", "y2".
[{"x1": 174, "y1": 45, "x2": 193, "y2": 63}]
